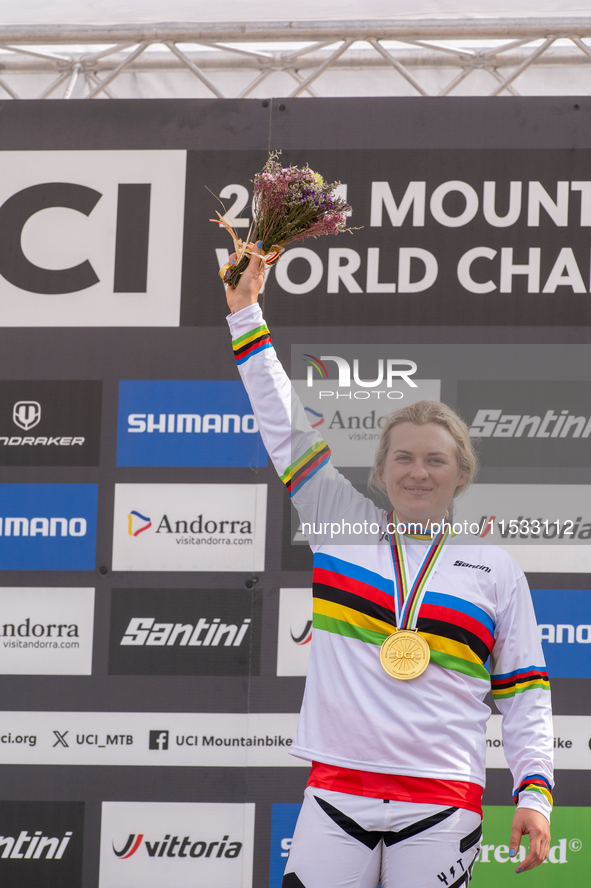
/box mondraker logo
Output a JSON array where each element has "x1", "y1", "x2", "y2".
[
  {"x1": 290, "y1": 620, "x2": 312, "y2": 646},
  {"x1": 13, "y1": 401, "x2": 41, "y2": 431},
  {"x1": 128, "y1": 511, "x2": 152, "y2": 537}
]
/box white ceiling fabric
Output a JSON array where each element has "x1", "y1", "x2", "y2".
[{"x1": 1, "y1": 0, "x2": 589, "y2": 24}]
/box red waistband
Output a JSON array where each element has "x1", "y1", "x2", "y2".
[{"x1": 307, "y1": 762, "x2": 483, "y2": 817}]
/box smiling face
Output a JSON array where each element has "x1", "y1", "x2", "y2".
[{"x1": 381, "y1": 421, "x2": 466, "y2": 528}]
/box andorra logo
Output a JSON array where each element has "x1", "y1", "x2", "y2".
[
  {"x1": 304, "y1": 406, "x2": 324, "y2": 429},
  {"x1": 128, "y1": 510, "x2": 152, "y2": 537},
  {"x1": 113, "y1": 833, "x2": 144, "y2": 858}
]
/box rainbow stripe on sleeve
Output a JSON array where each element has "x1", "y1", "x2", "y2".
[
  {"x1": 491, "y1": 666, "x2": 550, "y2": 699},
  {"x1": 281, "y1": 441, "x2": 331, "y2": 497},
  {"x1": 513, "y1": 774, "x2": 553, "y2": 808},
  {"x1": 232, "y1": 324, "x2": 272, "y2": 365}
]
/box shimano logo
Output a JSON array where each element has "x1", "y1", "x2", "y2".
[
  {"x1": 127, "y1": 413, "x2": 258, "y2": 434},
  {"x1": 0, "y1": 517, "x2": 87, "y2": 537},
  {"x1": 121, "y1": 617, "x2": 251, "y2": 647},
  {"x1": 538, "y1": 624, "x2": 591, "y2": 644},
  {"x1": 469, "y1": 409, "x2": 591, "y2": 439}
]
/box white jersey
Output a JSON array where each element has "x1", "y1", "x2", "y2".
[{"x1": 228, "y1": 303, "x2": 553, "y2": 820}]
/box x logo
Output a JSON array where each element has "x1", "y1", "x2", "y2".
[{"x1": 53, "y1": 730, "x2": 69, "y2": 748}]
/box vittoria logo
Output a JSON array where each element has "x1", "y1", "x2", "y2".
[
  {"x1": 111, "y1": 832, "x2": 243, "y2": 859},
  {"x1": 13, "y1": 401, "x2": 41, "y2": 430},
  {"x1": 277, "y1": 589, "x2": 313, "y2": 677},
  {"x1": 291, "y1": 621, "x2": 312, "y2": 646},
  {"x1": 99, "y1": 801, "x2": 255, "y2": 887}
]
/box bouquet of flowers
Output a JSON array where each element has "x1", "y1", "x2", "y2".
[{"x1": 211, "y1": 152, "x2": 353, "y2": 289}]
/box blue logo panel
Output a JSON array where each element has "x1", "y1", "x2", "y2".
[
  {"x1": 0, "y1": 484, "x2": 97, "y2": 570},
  {"x1": 269, "y1": 803, "x2": 301, "y2": 888},
  {"x1": 116, "y1": 380, "x2": 268, "y2": 467},
  {"x1": 532, "y1": 589, "x2": 591, "y2": 678}
]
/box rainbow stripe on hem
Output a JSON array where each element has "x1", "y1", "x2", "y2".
[
  {"x1": 232, "y1": 324, "x2": 272, "y2": 365},
  {"x1": 491, "y1": 666, "x2": 550, "y2": 699},
  {"x1": 281, "y1": 441, "x2": 331, "y2": 497},
  {"x1": 513, "y1": 774, "x2": 553, "y2": 808}
]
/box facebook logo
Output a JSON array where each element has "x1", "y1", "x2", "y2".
[
  {"x1": 269, "y1": 803, "x2": 301, "y2": 888},
  {"x1": 116, "y1": 380, "x2": 267, "y2": 467},
  {"x1": 0, "y1": 483, "x2": 97, "y2": 570},
  {"x1": 149, "y1": 730, "x2": 169, "y2": 751},
  {"x1": 533, "y1": 589, "x2": 591, "y2": 678}
]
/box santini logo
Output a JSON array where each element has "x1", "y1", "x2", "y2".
[
  {"x1": 13, "y1": 401, "x2": 41, "y2": 430},
  {"x1": 112, "y1": 833, "x2": 242, "y2": 859},
  {"x1": 0, "y1": 517, "x2": 86, "y2": 537},
  {"x1": 127, "y1": 413, "x2": 258, "y2": 434},
  {"x1": 128, "y1": 510, "x2": 152, "y2": 536},
  {"x1": 0, "y1": 830, "x2": 72, "y2": 860},
  {"x1": 469, "y1": 409, "x2": 591, "y2": 439},
  {"x1": 121, "y1": 617, "x2": 251, "y2": 647},
  {"x1": 304, "y1": 354, "x2": 417, "y2": 389}
]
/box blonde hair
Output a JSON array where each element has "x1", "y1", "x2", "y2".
[{"x1": 369, "y1": 400, "x2": 478, "y2": 505}]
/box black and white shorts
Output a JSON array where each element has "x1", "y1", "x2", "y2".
[{"x1": 282, "y1": 787, "x2": 482, "y2": 888}]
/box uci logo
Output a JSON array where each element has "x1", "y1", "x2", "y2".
[
  {"x1": 0, "y1": 151, "x2": 185, "y2": 327},
  {"x1": 13, "y1": 401, "x2": 41, "y2": 430}
]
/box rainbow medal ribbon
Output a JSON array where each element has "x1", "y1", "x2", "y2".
[{"x1": 380, "y1": 512, "x2": 450, "y2": 680}]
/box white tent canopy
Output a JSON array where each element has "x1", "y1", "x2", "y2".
[{"x1": 0, "y1": 1, "x2": 590, "y2": 99}]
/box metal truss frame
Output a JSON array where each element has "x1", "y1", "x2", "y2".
[{"x1": 0, "y1": 18, "x2": 591, "y2": 100}]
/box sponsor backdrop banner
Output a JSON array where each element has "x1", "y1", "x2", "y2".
[{"x1": 0, "y1": 99, "x2": 590, "y2": 887}]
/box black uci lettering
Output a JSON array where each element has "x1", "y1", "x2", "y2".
[
  {"x1": 113, "y1": 184, "x2": 151, "y2": 292},
  {"x1": 0, "y1": 181, "x2": 152, "y2": 296},
  {"x1": 0, "y1": 183, "x2": 101, "y2": 293}
]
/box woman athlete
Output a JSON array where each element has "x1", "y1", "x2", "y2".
[{"x1": 224, "y1": 245, "x2": 553, "y2": 888}]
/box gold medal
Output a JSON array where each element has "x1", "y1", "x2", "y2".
[{"x1": 380, "y1": 629, "x2": 430, "y2": 680}]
